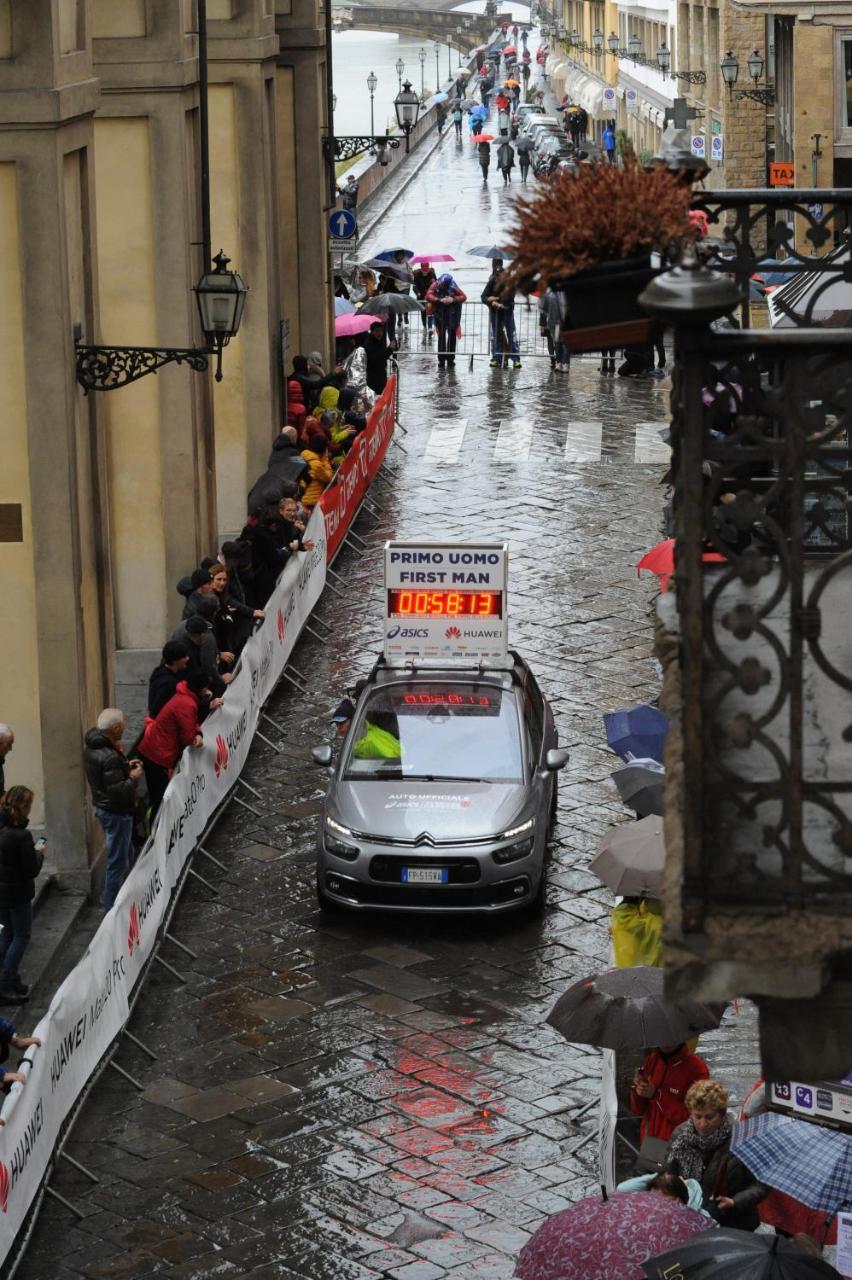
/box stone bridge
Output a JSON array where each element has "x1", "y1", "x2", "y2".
[{"x1": 332, "y1": 5, "x2": 496, "y2": 40}]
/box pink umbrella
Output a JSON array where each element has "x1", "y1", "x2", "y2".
[
  {"x1": 410, "y1": 254, "x2": 455, "y2": 264},
  {"x1": 335, "y1": 312, "x2": 381, "y2": 337},
  {"x1": 515, "y1": 1191, "x2": 713, "y2": 1280}
]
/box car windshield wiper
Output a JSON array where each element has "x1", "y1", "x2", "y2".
[{"x1": 401, "y1": 774, "x2": 494, "y2": 783}]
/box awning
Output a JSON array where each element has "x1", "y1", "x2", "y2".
[{"x1": 564, "y1": 68, "x2": 605, "y2": 117}]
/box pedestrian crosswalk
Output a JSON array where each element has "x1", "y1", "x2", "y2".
[{"x1": 421, "y1": 419, "x2": 671, "y2": 465}]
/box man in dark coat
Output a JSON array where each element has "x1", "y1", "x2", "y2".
[
  {"x1": 83, "y1": 709, "x2": 143, "y2": 909},
  {"x1": 147, "y1": 641, "x2": 191, "y2": 720},
  {"x1": 482, "y1": 260, "x2": 520, "y2": 369},
  {"x1": 171, "y1": 610, "x2": 230, "y2": 697},
  {"x1": 364, "y1": 323, "x2": 391, "y2": 395}
]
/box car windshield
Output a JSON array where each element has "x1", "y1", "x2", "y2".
[{"x1": 341, "y1": 682, "x2": 523, "y2": 782}]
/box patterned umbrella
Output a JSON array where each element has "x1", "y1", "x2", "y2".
[
  {"x1": 642, "y1": 1227, "x2": 841, "y2": 1279},
  {"x1": 731, "y1": 1112, "x2": 852, "y2": 1215},
  {"x1": 516, "y1": 1190, "x2": 713, "y2": 1280},
  {"x1": 547, "y1": 966, "x2": 726, "y2": 1052}
]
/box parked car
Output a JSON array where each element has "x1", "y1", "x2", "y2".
[
  {"x1": 519, "y1": 113, "x2": 560, "y2": 135},
  {"x1": 512, "y1": 103, "x2": 545, "y2": 128},
  {"x1": 312, "y1": 652, "x2": 568, "y2": 915}
]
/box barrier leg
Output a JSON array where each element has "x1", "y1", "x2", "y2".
[
  {"x1": 59, "y1": 1151, "x2": 100, "y2": 1184},
  {"x1": 284, "y1": 664, "x2": 309, "y2": 687},
  {"x1": 123, "y1": 1029, "x2": 158, "y2": 1061},
  {"x1": 197, "y1": 843, "x2": 227, "y2": 871},
  {"x1": 237, "y1": 778, "x2": 263, "y2": 801},
  {"x1": 255, "y1": 729, "x2": 284, "y2": 754},
  {"x1": 320, "y1": 575, "x2": 346, "y2": 599},
  {"x1": 342, "y1": 536, "x2": 363, "y2": 557},
  {"x1": 107, "y1": 1060, "x2": 144, "y2": 1091},
  {"x1": 390, "y1": 433, "x2": 409, "y2": 454},
  {"x1": 279, "y1": 669, "x2": 305, "y2": 693},
  {"x1": 153, "y1": 952, "x2": 187, "y2": 982},
  {"x1": 327, "y1": 566, "x2": 346, "y2": 584},
  {"x1": 44, "y1": 1184, "x2": 85, "y2": 1219},
  {"x1": 568, "y1": 1128, "x2": 598, "y2": 1157},
  {"x1": 188, "y1": 866, "x2": 219, "y2": 893},
  {"x1": 287, "y1": 662, "x2": 308, "y2": 680},
  {"x1": 164, "y1": 931, "x2": 198, "y2": 961},
  {"x1": 304, "y1": 622, "x2": 330, "y2": 643},
  {"x1": 346, "y1": 528, "x2": 369, "y2": 550}
]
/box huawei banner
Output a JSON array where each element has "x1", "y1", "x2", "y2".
[
  {"x1": 0, "y1": 509, "x2": 327, "y2": 1252},
  {"x1": 320, "y1": 374, "x2": 396, "y2": 561}
]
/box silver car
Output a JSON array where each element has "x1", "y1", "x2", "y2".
[{"x1": 312, "y1": 653, "x2": 568, "y2": 914}]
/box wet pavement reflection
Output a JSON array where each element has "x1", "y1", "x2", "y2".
[{"x1": 20, "y1": 121, "x2": 708, "y2": 1280}]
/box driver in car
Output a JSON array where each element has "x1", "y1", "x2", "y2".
[{"x1": 331, "y1": 698, "x2": 401, "y2": 760}]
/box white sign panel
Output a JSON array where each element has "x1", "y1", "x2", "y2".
[
  {"x1": 602, "y1": 86, "x2": 616, "y2": 110},
  {"x1": 837, "y1": 1212, "x2": 852, "y2": 1275},
  {"x1": 770, "y1": 1079, "x2": 852, "y2": 1129},
  {"x1": 710, "y1": 134, "x2": 724, "y2": 160},
  {"x1": 626, "y1": 88, "x2": 638, "y2": 116},
  {"x1": 383, "y1": 542, "x2": 509, "y2": 667},
  {"x1": 691, "y1": 134, "x2": 706, "y2": 158}
]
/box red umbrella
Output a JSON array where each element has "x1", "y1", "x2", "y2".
[
  {"x1": 516, "y1": 1191, "x2": 713, "y2": 1280},
  {"x1": 636, "y1": 538, "x2": 726, "y2": 592},
  {"x1": 471, "y1": 134, "x2": 494, "y2": 143},
  {"x1": 334, "y1": 312, "x2": 381, "y2": 338},
  {"x1": 409, "y1": 254, "x2": 455, "y2": 264},
  {"x1": 503, "y1": 44, "x2": 516, "y2": 54}
]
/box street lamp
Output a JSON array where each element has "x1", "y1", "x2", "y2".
[
  {"x1": 628, "y1": 31, "x2": 641, "y2": 61},
  {"x1": 418, "y1": 46, "x2": 426, "y2": 99},
  {"x1": 394, "y1": 79, "x2": 421, "y2": 153},
  {"x1": 721, "y1": 48, "x2": 773, "y2": 103},
  {"x1": 592, "y1": 28, "x2": 604, "y2": 54},
  {"x1": 332, "y1": 91, "x2": 337, "y2": 112},
  {"x1": 607, "y1": 30, "x2": 620, "y2": 54},
  {"x1": 747, "y1": 47, "x2": 765, "y2": 81},
  {"x1": 194, "y1": 251, "x2": 248, "y2": 382},
  {"x1": 456, "y1": 25, "x2": 464, "y2": 65},
  {"x1": 367, "y1": 70, "x2": 378, "y2": 136},
  {"x1": 656, "y1": 41, "x2": 671, "y2": 74},
  {"x1": 720, "y1": 49, "x2": 739, "y2": 93},
  {"x1": 447, "y1": 37, "x2": 452, "y2": 79},
  {"x1": 656, "y1": 41, "x2": 707, "y2": 85},
  {"x1": 395, "y1": 56, "x2": 405, "y2": 91},
  {"x1": 435, "y1": 42, "x2": 441, "y2": 88}
]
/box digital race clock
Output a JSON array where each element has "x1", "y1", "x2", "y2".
[{"x1": 387, "y1": 589, "x2": 503, "y2": 618}]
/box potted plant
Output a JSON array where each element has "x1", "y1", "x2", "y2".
[{"x1": 505, "y1": 161, "x2": 698, "y2": 347}]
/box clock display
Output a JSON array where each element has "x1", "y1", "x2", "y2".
[{"x1": 387, "y1": 589, "x2": 502, "y2": 618}]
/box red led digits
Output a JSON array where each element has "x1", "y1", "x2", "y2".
[
  {"x1": 388, "y1": 590, "x2": 502, "y2": 618},
  {"x1": 399, "y1": 691, "x2": 493, "y2": 708}
]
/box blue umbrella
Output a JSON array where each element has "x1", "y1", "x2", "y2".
[
  {"x1": 731, "y1": 1111, "x2": 852, "y2": 1215},
  {"x1": 374, "y1": 247, "x2": 414, "y2": 262},
  {"x1": 471, "y1": 104, "x2": 488, "y2": 118},
  {"x1": 334, "y1": 297, "x2": 356, "y2": 316},
  {"x1": 603, "y1": 705, "x2": 668, "y2": 763}
]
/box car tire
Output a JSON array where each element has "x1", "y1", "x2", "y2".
[{"x1": 522, "y1": 870, "x2": 547, "y2": 919}]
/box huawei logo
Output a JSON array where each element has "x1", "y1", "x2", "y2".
[
  {"x1": 128, "y1": 903, "x2": 141, "y2": 956},
  {"x1": 214, "y1": 733, "x2": 230, "y2": 777},
  {"x1": 277, "y1": 608, "x2": 285, "y2": 644},
  {"x1": 0, "y1": 1161, "x2": 8, "y2": 1213},
  {"x1": 445, "y1": 626, "x2": 462, "y2": 640}
]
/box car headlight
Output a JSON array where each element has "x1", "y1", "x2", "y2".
[
  {"x1": 493, "y1": 837, "x2": 535, "y2": 864},
  {"x1": 500, "y1": 818, "x2": 534, "y2": 840},
  {"x1": 325, "y1": 816, "x2": 359, "y2": 860}
]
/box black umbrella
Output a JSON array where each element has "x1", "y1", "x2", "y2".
[
  {"x1": 468, "y1": 244, "x2": 513, "y2": 259},
  {"x1": 547, "y1": 966, "x2": 726, "y2": 1052},
  {"x1": 362, "y1": 258, "x2": 414, "y2": 283},
  {"x1": 360, "y1": 293, "x2": 424, "y2": 316},
  {"x1": 642, "y1": 1228, "x2": 841, "y2": 1279}
]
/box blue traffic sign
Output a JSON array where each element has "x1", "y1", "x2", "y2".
[{"x1": 328, "y1": 209, "x2": 357, "y2": 239}]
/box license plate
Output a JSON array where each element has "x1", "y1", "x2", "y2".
[{"x1": 402, "y1": 867, "x2": 448, "y2": 885}]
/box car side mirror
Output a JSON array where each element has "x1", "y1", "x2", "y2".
[
  {"x1": 545, "y1": 748, "x2": 570, "y2": 771},
  {"x1": 311, "y1": 745, "x2": 333, "y2": 766}
]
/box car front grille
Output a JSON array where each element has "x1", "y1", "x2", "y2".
[
  {"x1": 369, "y1": 856, "x2": 481, "y2": 884},
  {"x1": 324, "y1": 871, "x2": 531, "y2": 909}
]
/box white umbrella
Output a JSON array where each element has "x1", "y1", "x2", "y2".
[{"x1": 589, "y1": 816, "x2": 665, "y2": 898}]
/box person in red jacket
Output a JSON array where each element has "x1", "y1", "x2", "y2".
[
  {"x1": 138, "y1": 671, "x2": 208, "y2": 817},
  {"x1": 630, "y1": 1042, "x2": 709, "y2": 1142}
]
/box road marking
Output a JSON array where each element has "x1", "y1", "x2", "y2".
[
  {"x1": 563, "y1": 421, "x2": 603, "y2": 463},
  {"x1": 424, "y1": 418, "x2": 468, "y2": 461},
  {"x1": 634, "y1": 422, "x2": 671, "y2": 464},
  {"x1": 494, "y1": 418, "x2": 534, "y2": 461}
]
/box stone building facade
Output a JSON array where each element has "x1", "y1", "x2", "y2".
[{"x1": 0, "y1": 0, "x2": 331, "y2": 889}]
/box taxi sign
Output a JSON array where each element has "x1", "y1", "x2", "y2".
[
  {"x1": 769, "y1": 161, "x2": 795, "y2": 187},
  {"x1": 384, "y1": 541, "x2": 510, "y2": 668}
]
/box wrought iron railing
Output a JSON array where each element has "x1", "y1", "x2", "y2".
[
  {"x1": 671, "y1": 326, "x2": 852, "y2": 927},
  {"x1": 691, "y1": 188, "x2": 852, "y2": 328}
]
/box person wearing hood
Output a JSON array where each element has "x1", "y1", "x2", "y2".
[
  {"x1": 364, "y1": 322, "x2": 392, "y2": 395},
  {"x1": 317, "y1": 385, "x2": 357, "y2": 450},
  {"x1": 148, "y1": 641, "x2": 191, "y2": 719},
  {"x1": 285, "y1": 376, "x2": 306, "y2": 433},
  {"x1": 337, "y1": 386, "x2": 368, "y2": 432},
  {"x1": 482, "y1": 260, "x2": 521, "y2": 369},
  {"x1": 425, "y1": 273, "x2": 467, "y2": 369},
  {"x1": 137, "y1": 672, "x2": 208, "y2": 817},
  {"x1": 412, "y1": 262, "x2": 437, "y2": 337},
  {"x1": 300, "y1": 431, "x2": 334, "y2": 507},
  {"x1": 83, "y1": 708, "x2": 143, "y2": 909},
  {"x1": 266, "y1": 425, "x2": 308, "y2": 486}
]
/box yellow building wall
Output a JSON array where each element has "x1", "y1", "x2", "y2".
[
  {"x1": 91, "y1": 0, "x2": 146, "y2": 39},
  {"x1": 209, "y1": 82, "x2": 248, "y2": 536},
  {"x1": 94, "y1": 118, "x2": 167, "y2": 648},
  {"x1": 0, "y1": 163, "x2": 44, "y2": 819}
]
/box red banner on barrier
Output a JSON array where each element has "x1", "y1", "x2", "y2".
[{"x1": 320, "y1": 374, "x2": 396, "y2": 561}]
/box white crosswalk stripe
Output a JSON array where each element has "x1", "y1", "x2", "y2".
[
  {"x1": 494, "y1": 418, "x2": 534, "y2": 461},
  {"x1": 634, "y1": 422, "x2": 671, "y2": 464},
  {"x1": 563, "y1": 421, "x2": 603, "y2": 463},
  {"x1": 424, "y1": 418, "x2": 468, "y2": 461}
]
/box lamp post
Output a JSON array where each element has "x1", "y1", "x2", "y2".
[
  {"x1": 367, "y1": 70, "x2": 378, "y2": 137},
  {"x1": 395, "y1": 56, "x2": 405, "y2": 91},
  {"x1": 447, "y1": 37, "x2": 452, "y2": 79},
  {"x1": 720, "y1": 48, "x2": 773, "y2": 103},
  {"x1": 418, "y1": 46, "x2": 426, "y2": 99},
  {"x1": 394, "y1": 79, "x2": 421, "y2": 153},
  {"x1": 435, "y1": 42, "x2": 441, "y2": 89},
  {"x1": 456, "y1": 25, "x2": 464, "y2": 66},
  {"x1": 332, "y1": 91, "x2": 337, "y2": 113},
  {"x1": 628, "y1": 31, "x2": 641, "y2": 62}
]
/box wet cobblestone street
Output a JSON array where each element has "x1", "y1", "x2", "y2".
[{"x1": 18, "y1": 126, "x2": 760, "y2": 1280}]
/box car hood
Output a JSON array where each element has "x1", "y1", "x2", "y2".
[{"x1": 329, "y1": 778, "x2": 529, "y2": 843}]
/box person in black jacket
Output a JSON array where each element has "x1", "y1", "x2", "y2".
[
  {"x1": 0, "y1": 786, "x2": 45, "y2": 1002},
  {"x1": 83, "y1": 709, "x2": 143, "y2": 911},
  {"x1": 148, "y1": 641, "x2": 191, "y2": 719},
  {"x1": 364, "y1": 323, "x2": 391, "y2": 395}
]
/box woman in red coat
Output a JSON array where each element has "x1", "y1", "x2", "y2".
[
  {"x1": 138, "y1": 671, "x2": 208, "y2": 816},
  {"x1": 630, "y1": 1042, "x2": 709, "y2": 1143}
]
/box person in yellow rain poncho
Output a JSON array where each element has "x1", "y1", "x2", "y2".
[
  {"x1": 611, "y1": 896, "x2": 663, "y2": 968},
  {"x1": 331, "y1": 698, "x2": 401, "y2": 760},
  {"x1": 317, "y1": 386, "x2": 357, "y2": 454}
]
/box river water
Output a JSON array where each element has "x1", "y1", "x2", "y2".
[{"x1": 331, "y1": 0, "x2": 532, "y2": 137}]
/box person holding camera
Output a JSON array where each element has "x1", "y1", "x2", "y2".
[{"x1": 0, "y1": 786, "x2": 46, "y2": 1004}]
